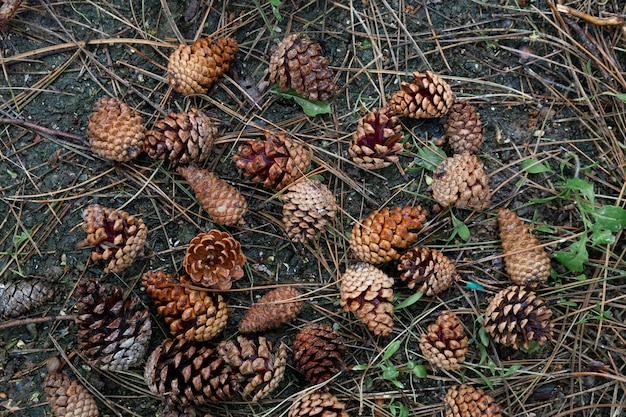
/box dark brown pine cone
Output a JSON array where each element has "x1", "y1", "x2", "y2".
[
  {"x1": 349, "y1": 107, "x2": 404, "y2": 170},
  {"x1": 443, "y1": 98, "x2": 484, "y2": 154},
  {"x1": 444, "y1": 384, "x2": 501, "y2": 417},
  {"x1": 238, "y1": 286, "x2": 303, "y2": 333},
  {"x1": 288, "y1": 391, "x2": 349, "y2": 417},
  {"x1": 0, "y1": 279, "x2": 53, "y2": 319},
  {"x1": 293, "y1": 323, "x2": 346, "y2": 385},
  {"x1": 281, "y1": 179, "x2": 337, "y2": 242},
  {"x1": 389, "y1": 71, "x2": 454, "y2": 119},
  {"x1": 419, "y1": 310, "x2": 468, "y2": 371},
  {"x1": 432, "y1": 152, "x2": 491, "y2": 211},
  {"x1": 44, "y1": 358, "x2": 99, "y2": 417},
  {"x1": 397, "y1": 247, "x2": 459, "y2": 296}
]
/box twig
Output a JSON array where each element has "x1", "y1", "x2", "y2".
[
  {"x1": 556, "y1": 4, "x2": 625, "y2": 27},
  {"x1": 0, "y1": 314, "x2": 76, "y2": 331},
  {"x1": 0, "y1": 118, "x2": 85, "y2": 142}
]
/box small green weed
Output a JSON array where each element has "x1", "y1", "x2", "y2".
[{"x1": 271, "y1": 87, "x2": 332, "y2": 117}]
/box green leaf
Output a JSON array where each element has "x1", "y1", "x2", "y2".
[
  {"x1": 411, "y1": 364, "x2": 428, "y2": 378},
  {"x1": 504, "y1": 363, "x2": 522, "y2": 376},
  {"x1": 361, "y1": 38, "x2": 372, "y2": 49},
  {"x1": 565, "y1": 178, "x2": 595, "y2": 204},
  {"x1": 451, "y1": 213, "x2": 471, "y2": 242},
  {"x1": 591, "y1": 228, "x2": 615, "y2": 245},
  {"x1": 554, "y1": 235, "x2": 589, "y2": 272},
  {"x1": 271, "y1": 87, "x2": 332, "y2": 116},
  {"x1": 606, "y1": 92, "x2": 626, "y2": 104},
  {"x1": 591, "y1": 205, "x2": 626, "y2": 232},
  {"x1": 383, "y1": 340, "x2": 402, "y2": 360},
  {"x1": 391, "y1": 379, "x2": 404, "y2": 389},
  {"x1": 396, "y1": 291, "x2": 423, "y2": 309},
  {"x1": 520, "y1": 159, "x2": 552, "y2": 174},
  {"x1": 412, "y1": 144, "x2": 446, "y2": 172},
  {"x1": 381, "y1": 365, "x2": 400, "y2": 380},
  {"x1": 478, "y1": 326, "x2": 490, "y2": 347},
  {"x1": 269, "y1": 0, "x2": 282, "y2": 21},
  {"x1": 351, "y1": 364, "x2": 368, "y2": 371},
  {"x1": 472, "y1": 369, "x2": 494, "y2": 390}
]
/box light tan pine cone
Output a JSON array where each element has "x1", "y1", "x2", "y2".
[
  {"x1": 281, "y1": 179, "x2": 337, "y2": 242},
  {"x1": 443, "y1": 98, "x2": 484, "y2": 154},
  {"x1": 432, "y1": 152, "x2": 491, "y2": 211},
  {"x1": 389, "y1": 71, "x2": 454, "y2": 119},
  {"x1": 288, "y1": 391, "x2": 349, "y2": 417},
  {"x1": 44, "y1": 358, "x2": 99, "y2": 417},
  {"x1": 238, "y1": 286, "x2": 303, "y2": 333},
  {"x1": 444, "y1": 384, "x2": 501, "y2": 417},
  {"x1": 419, "y1": 310, "x2": 468, "y2": 371},
  {"x1": 0, "y1": 279, "x2": 53, "y2": 319},
  {"x1": 397, "y1": 247, "x2": 459, "y2": 296},
  {"x1": 293, "y1": 323, "x2": 346, "y2": 385},
  {"x1": 349, "y1": 107, "x2": 404, "y2": 170}
]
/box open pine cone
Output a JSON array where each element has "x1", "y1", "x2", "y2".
[
  {"x1": 293, "y1": 323, "x2": 346, "y2": 385},
  {"x1": 281, "y1": 179, "x2": 337, "y2": 242},
  {"x1": 444, "y1": 384, "x2": 501, "y2": 417},
  {"x1": 398, "y1": 247, "x2": 459, "y2": 296},
  {"x1": 389, "y1": 71, "x2": 454, "y2": 119},
  {"x1": 288, "y1": 391, "x2": 349, "y2": 417},
  {"x1": 419, "y1": 310, "x2": 468, "y2": 371},
  {"x1": 0, "y1": 279, "x2": 53, "y2": 319},
  {"x1": 44, "y1": 360, "x2": 99, "y2": 417},
  {"x1": 349, "y1": 107, "x2": 404, "y2": 170},
  {"x1": 239, "y1": 286, "x2": 303, "y2": 333},
  {"x1": 432, "y1": 152, "x2": 491, "y2": 211},
  {"x1": 443, "y1": 98, "x2": 484, "y2": 154}
]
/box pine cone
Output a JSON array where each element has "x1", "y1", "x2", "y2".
[
  {"x1": 484, "y1": 285, "x2": 553, "y2": 350},
  {"x1": 269, "y1": 33, "x2": 338, "y2": 101},
  {"x1": 239, "y1": 286, "x2": 303, "y2": 333},
  {"x1": 443, "y1": 99, "x2": 484, "y2": 154},
  {"x1": 419, "y1": 310, "x2": 468, "y2": 370},
  {"x1": 167, "y1": 36, "x2": 238, "y2": 95},
  {"x1": 87, "y1": 96, "x2": 145, "y2": 162},
  {"x1": 397, "y1": 247, "x2": 459, "y2": 296},
  {"x1": 178, "y1": 166, "x2": 248, "y2": 226},
  {"x1": 432, "y1": 152, "x2": 491, "y2": 211},
  {"x1": 340, "y1": 262, "x2": 394, "y2": 336},
  {"x1": 77, "y1": 204, "x2": 147, "y2": 273},
  {"x1": 293, "y1": 323, "x2": 346, "y2": 385},
  {"x1": 281, "y1": 179, "x2": 337, "y2": 242},
  {"x1": 389, "y1": 71, "x2": 454, "y2": 119},
  {"x1": 142, "y1": 271, "x2": 228, "y2": 342},
  {"x1": 233, "y1": 131, "x2": 311, "y2": 190},
  {"x1": 0, "y1": 279, "x2": 53, "y2": 319},
  {"x1": 444, "y1": 384, "x2": 501, "y2": 417},
  {"x1": 144, "y1": 108, "x2": 216, "y2": 166},
  {"x1": 288, "y1": 391, "x2": 349, "y2": 417},
  {"x1": 349, "y1": 107, "x2": 404, "y2": 170},
  {"x1": 497, "y1": 209, "x2": 550, "y2": 288},
  {"x1": 349, "y1": 205, "x2": 428, "y2": 265},
  {"x1": 44, "y1": 370, "x2": 99, "y2": 417}
]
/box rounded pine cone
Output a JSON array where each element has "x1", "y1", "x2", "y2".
[
  {"x1": 44, "y1": 366, "x2": 99, "y2": 417},
  {"x1": 0, "y1": 279, "x2": 53, "y2": 319},
  {"x1": 293, "y1": 323, "x2": 346, "y2": 385},
  {"x1": 484, "y1": 285, "x2": 553, "y2": 350},
  {"x1": 167, "y1": 36, "x2": 238, "y2": 95},
  {"x1": 349, "y1": 205, "x2": 428, "y2": 265},
  {"x1": 443, "y1": 99, "x2": 484, "y2": 154},
  {"x1": 78, "y1": 204, "x2": 147, "y2": 273},
  {"x1": 444, "y1": 384, "x2": 501, "y2": 417},
  {"x1": 397, "y1": 247, "x2": 459, "y2": 296},
  {"x1": 288, "y1": 391, "x2": 349, "y2": 417},
  {"x1": 432, "y1": 152, "x2": 491, "y2": 211},
  {"x1": 419, "y1": 310, "x2": 468, "y2": 371},
  {"x1": 340, "y1": 262, "x2": 394, "y2": 336},
  {"x1": 389, "y1": 70, "x2": 454, "y2": 119},
  {"x1": 349, "y1": 107, "x2": 404, "y2": 170},
  {"x1": 281, "y1": 179, "x2": 337, "y2": 242},
  {"x1": 239, "y1": 286, "x2": 303, "y2": 333}
]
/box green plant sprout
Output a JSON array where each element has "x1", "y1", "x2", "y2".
[
  {"x1": 447, "y1": 210, "x2": 471, "y2": 242},
  {"x1": 382, "y1": 398, "x2": 410, "y2": 417},
  {"x1": 271, "y1": 87, "x2": 332, "y2": 117}
]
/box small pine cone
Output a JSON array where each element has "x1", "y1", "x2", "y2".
[
  {"x1": 349, "y1": 205, "x2": 428, "y2": 265},
  {"x1": 167, "y1": 36, "x2": 238, "y2": 95},
  {"x1": 293, "y1": 323, "x2": 346, "y2": 385},
  {"x1": 444, "y1": 384, "x2": 501, "y2": 417},
  {"x1": 87, "y1": 96, "x2": 145, "y2": 162},
  {"x1": 443, "y1": 99, "x2": 484, "y2": 154},
  {"x1": 178, "y1": 166, "x2": 248, "y2": 226},
  {"x1": 269, "y1": 33, "x2": 338, "y2": 101},
  {"x1": 419, "y1": 310, "x2": 468, "y2": 371},
  {"x1": 339, "y1": 262, "x2": 394, "y2": 337},
  {"x1": 239, "y1": 286, "x2": 303, "y2": 333},
  {"x1": 142, "y1": 271, "x2": 228, "y2": 342},
  {"x1": 432, "y1": 152, "x2": 491, "y2": 211},
  {"x1": 389, "y1": 71, "x2": 454, "y2": 119},
  {"x1": 0, "y1": 279, "x2": 53, "y2": 319},
  {"x1": 233, "y1": 131, "x2": 311, "y2": 190},
  {"x1": 397, "y1": 247, "x2": 459, "y2": 296},
  {"x1": 44, "y1": 370, "x2": 99, "y2": 417},
  {"x1": 288, "y1": 391, "x2": 349, "y2": 417},
  {"x1": 484, "y1": 285, "x2": 553, "y2": 350},
  {"x1": 349, "y1": 107, "x2": 404, "y2": 170},
  {"x1": 77, "y1": 204, "x2": 147, "y2": 273},
  {"x1": 281, "y1": 179, "x2": 337, "y2": 242},
  {"x1": 497, "y1": 209, "x2": 550, "y2": 288}
]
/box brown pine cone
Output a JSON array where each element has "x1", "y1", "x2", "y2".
[
  {"x1": 389, "y1": 71, "x2": 454, "y2": 119},
  {"x1": 497, "y1": 209, "x2": 550, "y2": 288},
  {"x1": 397, "y1": 247, "x2": 459, "y2": 296},
  {"x1": 349, "y1": 205, "x2": 428, "y2": 265},
  {"x1": 281, "y1": 179, "x2": 337, "y2": 242},
  {"x1": 484, "y1": 285, "x2": 553, "y2": 350},
  {"x1": 444, "y1": 384, "x2": 501, "y2": 417},
  {"x1": 419, "y1": 310, "x2": 468, "y2": 371},
  {"x1": 349, "y1": 107, "x2": 404, "y2": 170},
  {"x1": 142, "y1": 271, "x2": 228, "y2": 342},
  {"x1": 293, "y1": 323, "x2": 346, "y2": 385},
  {"x1": 239, "y1": 286, "x2": 303, "y2": 333},
  {"x1": 77, "y1": 204, "x2": 147, "y2": 273},
  {"x1": 269, "y1": 33, "x2": 338, "y2": 101},
  {"x1": 167, "y1": 36, "x2": 238, "y2": 95},
  {"x1": 178, "y1": 166, "x2": 248, "y2": 226},
  {"x1": 87, "y1": 96, "x2": 145, "y2": 162},
  {"x1": 443, "y1": 99, "x2": 484, "y2": 154},
  {"x1": 288, "y1": 391, "x2": 349, "y2": 417},
  {"x1": 44, "y1": 358, "x2": 99, "y2": 417},
  {"x1": 144, "y1": 107, "x2": 216, "y2": 166},
  {"x1": 233, "y1": 131, "x2": 311, "y2": 190},
  {"x1": 432, "y1": 152, "x2": 491, "y2": 211},
  {"x1": 340, "y1": 262, "x2": 394, "y2": 336},
  {"x1": 0, "y1": 279, "x2": 53, "y2": 319}
]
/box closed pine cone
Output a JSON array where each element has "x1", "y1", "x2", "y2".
[
  {"x1": 432, "y1": 152, "x2": 491, "y2": 211},
  {"x1": 349, "y1": 107, "x2": 404, "y2": 170},
  {"x1": 293, "y1": 323, "x2": 346, "y2": 385},
  {"x1": 349, "y1": 205, "x2": 428, "y2": 265},
  {"x1": 340, "y1": 262, "x2": 394, "y2": 336},
  {"x1": 419, "y1": 310, "x2": 468, "y2": 371},
  {"x1": 269, "y1": 33, "x2": 338, "y2": 101},
  {"x1": 444, "y1": 384, "x2": 501, "y2": 417},
  {"x1": 87, "y1": 96, "x2": 145, "y2": 162},
  {"x1": 233, "y1": 131, "x2": 311, "y2": 190},
  {"x1": 281, "y1": 179, "x2": 337, "y2": 242},
  {"x1": 484, "y1": 285, "x2": 553, "y2": 350},
  {"x1": 77, "y1": 204, "x2": 147, "y2": 273},
  {"x1": 397, "y1": 247, "x2": 459, "y2": 296},
  {"x1": 44, "y1": 358, "x2": 99, "y2": 417},
  {"x1": 167, "y1": 36, "x2": 238, "y2": 95},
  {"x1": 0, "y1": 279, "x2": 53, "y2": 319},
  {"x1": 178, "y1": 166, "x2": 248, "y2": 226},
  {"x1": 443, "y1": 99, "x2": 484, "y2": 154},
  {"x1": 497, "y1": 209, "x2": 550, "y2": 288},
  {"x1": 288, "y1": 391, "x2": 349, "y2": 417},
  {"x1": 239, "y1": 286, "x2": 303, "y2": 333},
  {"x1": 389, "y1": 71, "x2": 454, "y2": 119}
]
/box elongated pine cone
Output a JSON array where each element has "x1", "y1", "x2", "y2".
[
  {"x1": 419, "y1": 310, "x2": 468, "y2": 370},
  {"x1": 239, "y1": 286, "x2": 303, "y2": 333},
  {"x1": 349, "y1": 205, "x2": 428, "y2": 265},
  {"x1": 497, "y1": 209, "x2": 550, "y2": 288},
  {"x1": 87, "y1": 96, "x2": 145, "y2": 162},
  {"x1": 444, "y1": 384, "x2": 501, "y2": 417},
  {"x1": 340, "y1": 262, "x2": 394, "y2": 336},
  {"x1": 398, "y1": 247, "x2": 459, "y2": 296},
  {"x1": 142, "y1": 271, "x2": 228, "y2": 342},
  {"x1": 293, "y1": 323, "x2": 346, "y2": 384},
  {"x1": 389, "y1": 71, "x2": 454, "y2": 119},
  {"x1": 167, "y1": 36, "x2": 238, "y2": 95},
  {"x1": 75, "y1": 279, "x2": 151, "y2": 371},
  {"x1": 432, "y1": 152, "x2": 491, "y2": 211},
  {"x1": 282, "y1": 179, "x2": 337, "y2": 242},
  {"x1": 78, "y1": 204, "x2": 147, "y2": 273},
  {"x1": 288, "y1": 391, "x2": 349, "y2": 417},
  {"x1": 233, "y1": 131, "x2": 311, "y2": 190},
  {"x1": 349, "y1": 107, "x2": 404, "y2": 170},
  {"x1": 484, "y1": 285, "x2": 553, "y2": 350},
  {"x1": 269, "y1": 33, "x2": 338, "y2": 101},
  {"x1": 178, "y1": 166, "x2": 248, "y2": 226},
  {"x1": 443, "y1": 99, "x2": 484, "y2": 154},
  {"x1": 0, "y1": 279, "x2": 53, "y2": 319},
  {"x1": 44, "y1": 367, "x2": 99, "y2": 417}
]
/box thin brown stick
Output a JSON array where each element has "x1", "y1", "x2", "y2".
[
  {"x1": 0, "y1": 314, "x2": 76, "y2": 331},
  {"x1": 0, "y1": 118, "x2": 84, "y2": 141},
  {"x1": 556, "y1": 4, "x2": 625, "y2": 27}
]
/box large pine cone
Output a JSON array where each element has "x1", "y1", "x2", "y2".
[
  {"x1": 349, "y1": 205, "x2": 428, "y2": 265},
  {"x1": 167, "y1": 36, "x2": 238, "y2": 95},
  {"x1": 389, "y1": 71, "x2": 454, "y2": 119},
  {"x1": 288, "y1": 391, "x2": 349, "y2": 417},
  {"x1": 419, "y1": 310, "x2": 468, "y2": 371},
  {"x1": 444, "y1": 384, "x2": 501, "y2": 417},
  {"x1": 340, "y1": 262, "x2": 394, "y2": 336},
  {"x1": 233, "y1": 131, "x2": 311, "y2": 190},
  {"x1": 142, "y1": 271, "x2": 228, "y2": 342},
  {"x1": 397, "y1": 247, "x2": 459, "y2": 296},
  {"x1": 432, "y1": 152, "x2": 491, "y2": 211},
  {"x1": 484, "y1": 285, "x2": 553, "y2": 350},
  {"x1": 239, "y1": 286, "x2": 303, "y2": 333},
  {"x1": 77, "y1": 204, "x2": 147, "y2": 273},
  {"x1": 497, "y1": 209, "x2": 550, "y2": 288},
  {"x1": 178, "y1": 166, "x2": 248, "y2": 226},
  {"x1": 281, "y1": 179, "x2": 337, "y2": 242},
  {"x1": 0, "y1": 279, "x2": 53, "y2": 319},
  {"x1": 44, "y1": 365, "x2": 99, "y2": 417},
  {"x1": 349, "y1": 107, "x2": 404, "y2": 170},
  {"x1": 443, "y1": 99, "x2": 484, "y2": 154},
  {"x1": 293, "y1": 323, "x2": 346, "y2": 385},
  {"x1": 269, "y1": 33, "x2": 338, "y2": 101}
]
